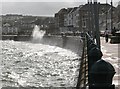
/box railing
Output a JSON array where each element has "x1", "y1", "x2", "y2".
[
  {"x1": 76, "y1": 34, "x2": 88, "y2": 89},
  {"x1": 76, "y1": 32, "x2": 116, "y2": 89}
]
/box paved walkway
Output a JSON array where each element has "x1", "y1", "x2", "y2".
[{"x1": 101, "y1": 37, "x2": 120, "y2": 88}]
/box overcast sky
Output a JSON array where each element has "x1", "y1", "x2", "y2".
[{"x1": 1, "y1": 0, "x2": 119, "y2": 17}]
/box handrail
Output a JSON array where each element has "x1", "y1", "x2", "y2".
[
  {"x1": 77, "y1": 32, "x2": 115, "y2": 89},
  {"x1": 76, "y1": 34, "x2": 88, "y2": 89},
  {"x1": 76, "y1": 32, "x2": 96, "y2": 89}
]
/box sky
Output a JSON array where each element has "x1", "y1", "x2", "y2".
[{"x1": 0, "y1": 0, "x2": 120, "y2": 17}]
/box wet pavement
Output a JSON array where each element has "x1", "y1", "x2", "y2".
[{"x1": 101, "y1": 37, "x2": 120, "y2": 88}]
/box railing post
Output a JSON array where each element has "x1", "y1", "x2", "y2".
[
  {"x1": 86, "y1": 32, "x2": 116, "y2": 89},
  {"x1": 89, "y1": 59, "x2": 116, "y2": 89},
  {"x1": 87, "y1": 43, "x2": 103, "y2": 86}
]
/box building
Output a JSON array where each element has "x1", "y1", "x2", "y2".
[
  {"x1": 54, "y1": 2, "x2": 117, "y2": 34},
  {"x1": 54, "y1": 8, "x2": 67, "y2": 33},
  {"x1": 79, "y1": 3, "x2": 116, "y2": 32},
  {"x1": 2, "y1": 26, "x2": 19, "y2": 35},
  {"x1": 64, "y1": 7, "x2": 80, "y2": 32},
  {"x1": 117, "y1": 4, "x2": 120, "y2": 30},
  {"x1": 117, "y1": 4, "x2": 120, "y2": 22},
  {"x1": 72, "y1": 7, "x2": 81, "y2": 29},
  {"x1": 2, "y1": 14, "x2": 23, "y2": 21}
]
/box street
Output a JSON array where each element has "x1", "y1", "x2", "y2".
[{"x1": 101, "y1": 37, "x2": 120, "y2": 88}]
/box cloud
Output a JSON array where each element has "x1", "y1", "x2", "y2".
[
  {"x1": 1, "y1": 2, "x2": 82, "y2": 16},
  {"x1": 1, "y1": 0, "x2": 85, "y2": 2},
  {"x1": 1, "y1": 0, "x2": 119, "y2": 16}
]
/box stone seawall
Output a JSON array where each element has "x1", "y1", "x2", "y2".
[
  {"x1": 2, "y1": 35, "x2": 31, "y2": 41},
  {"x1": 40, "y1": 36, "x2": 83, "y2": 55}
]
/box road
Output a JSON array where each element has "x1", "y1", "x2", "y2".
[{"x1": 101, "y1": 37, "x2": 120, "y2": 89}]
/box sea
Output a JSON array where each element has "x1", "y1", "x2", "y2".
[{"x1": 0, "y1": 25, "x2": 81, "y2": 88}]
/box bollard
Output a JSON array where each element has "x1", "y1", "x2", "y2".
[
  {"x1": 88, "y1": 46, "x2": 103, "y2": 69},
  {"x1": 89, "y1": 59, "x2": 116, "y2": 89},
  {"x1": 88, "y1": 46, "x2": 103, "y2": 85}
]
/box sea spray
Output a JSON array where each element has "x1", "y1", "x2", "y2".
[{"x1": 32, "y1": 25, "x2": 46, "y2": 42}]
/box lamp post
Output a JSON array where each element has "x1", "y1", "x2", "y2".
[
  {"x1": 93, "y1": 0, "x2": 101, "y2": 49},
  {"x1": 106, "y1": 0, "x2": 108, "y2": 31},
  {"x1": 111, "y1": 0, "x2": 113, "y2": 34}
]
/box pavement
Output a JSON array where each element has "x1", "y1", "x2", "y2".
[{"x1": 101, "y1": 37, "x2": 120, "y2": 89}]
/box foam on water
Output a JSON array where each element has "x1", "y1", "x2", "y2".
[
  {"x1": 1, "y1": 40, "x2": 80, "y2": 87},
  {"x1": 1, "y1": 25, "x2": 81, "y2": 87}
]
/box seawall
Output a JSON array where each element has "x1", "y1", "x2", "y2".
[
  {"x1": 40, "y1": 35, "x2": 83, "y2": 55},
  {"x1": 2, "y1": 35, "x2": 83, "y2": 55},
  {"x1": 2, "y1": 35, "x2": 31, "y2": 41}
]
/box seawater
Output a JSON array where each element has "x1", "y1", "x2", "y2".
[{"x1": 1, "y1": 40, "x2": 80, "y2": 87}]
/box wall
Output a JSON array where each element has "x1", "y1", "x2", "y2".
[
  {"x1": 40, "y1": 35, "x2": 83, "y2": 55},
  {"x1": 2, "y1": 35, "x2": 83, "y2": 55},
  {"x1": 2, "y1": 35, "x2": 31, "y2": 41}
]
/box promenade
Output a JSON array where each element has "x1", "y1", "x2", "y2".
[{"x1": 101, "y1": 37, "x2": 120, "y2": 88}]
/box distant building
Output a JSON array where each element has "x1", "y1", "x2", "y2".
[
  {"x1": 54, "y1": 2, "x2": 117, "y2": 33},
  {"x1": 2, "y1": 14, "x2": 23, "y2": 21},
  {"x1": 54, "y1": 8, "x2": 67, "y2": 33},
  {"x1": 2, "y1": 14, "x2": 55, "y2": 35},
  {"x1": 46, "y1": 22, "x2": 56, "y2": 34},
  {"x1": 117, "y1": 4, "x2": 120, "y2": 22},
  {"x1": 2, "y1": 27, "x2": 19, "y2": 35},
  {"x1": 64, "y1": 7, "x2": 80, "y2": 32},
  {"x1": 79, "y1": 3, "x2": 116, "y2": 32}
]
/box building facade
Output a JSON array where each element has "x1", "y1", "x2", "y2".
[
  {"x1": 54, "y1": 8, "x2": 67, "y2": 33},
  {"x1": 2, "y1": 26, "x2": 19, "y2": 35},
  {"x1": 54, "y1": 3, "x2": 117, "y2": 34}
]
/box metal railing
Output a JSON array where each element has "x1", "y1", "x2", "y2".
[
  {"x1": 76, "y1": 32, "x2": 116, "y2": 89},
  {"x1": 76, "y1": 34, "x2": 88, "y2": 89}
]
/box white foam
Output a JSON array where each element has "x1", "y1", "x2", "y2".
[
  {"x1": 17, "y1": 78, "x2": 26, "y2": 86},
  {"x1": 32, "y1": 25, "x2": 46, "y2": 40},
  {"x1": 1, "y1": 37, "x2": 80, "y2": 87}
]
